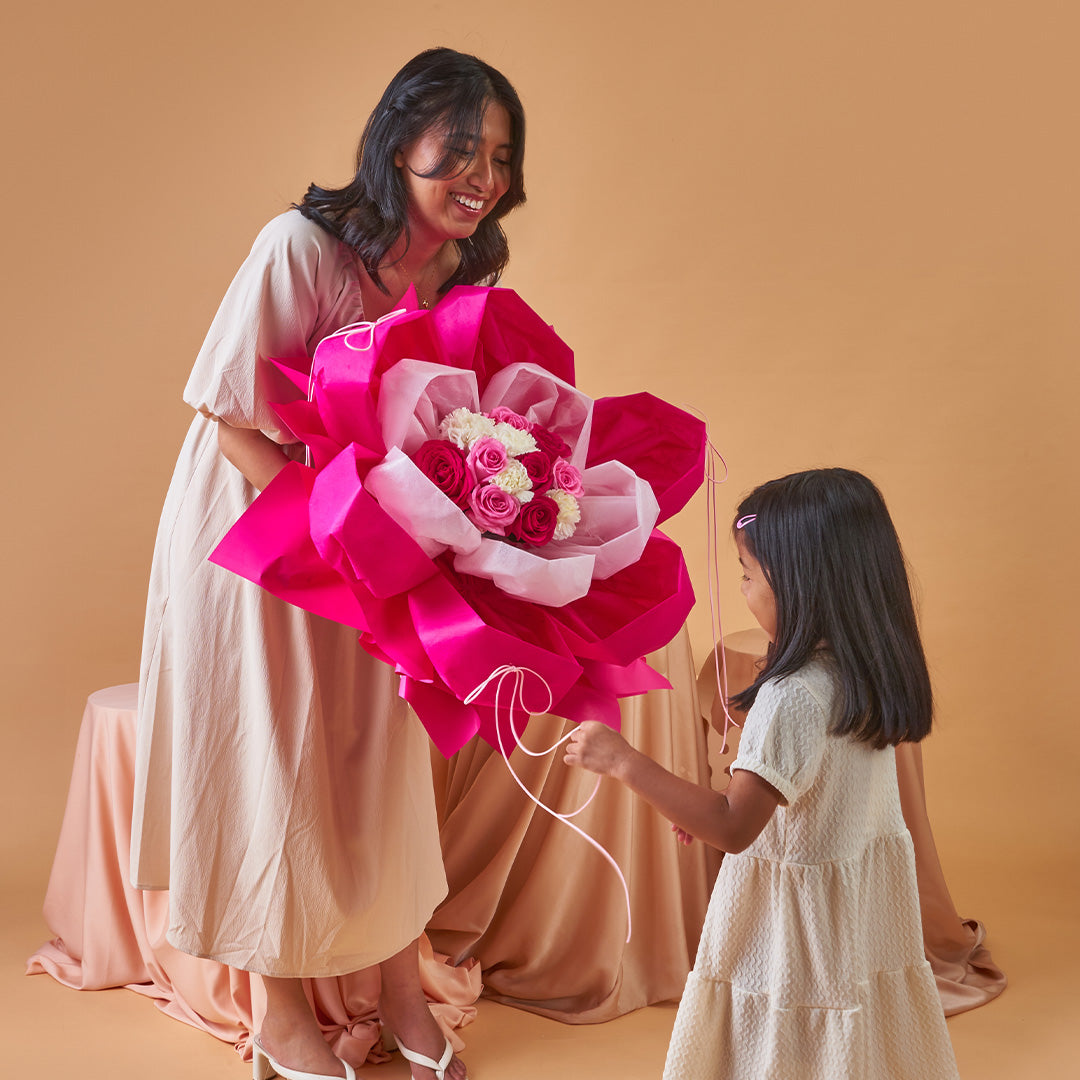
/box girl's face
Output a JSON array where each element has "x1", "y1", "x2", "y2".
[
  {"x1": 736, "y1": 533, "x2": 778, "y2": 641},
  {"x1": 395, "y1": 101, "x2": 513, "y2": 247}
]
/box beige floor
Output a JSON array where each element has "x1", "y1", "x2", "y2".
[{"x1": 6, "y1": 851, "x2": 1078, "y2": 1080}]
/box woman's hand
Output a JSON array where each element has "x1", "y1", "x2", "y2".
[
  {"x1": 217, "y1": 420, "x2": 291, "y2": 491},
  {"x1": 563, "y1": 721, "x2": 634, "y2": 779}
]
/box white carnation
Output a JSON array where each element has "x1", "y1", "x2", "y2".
[
  {"x1": 493, "y1": 422, "x2": 537, "y2": 457},
  {"x1": 490, "y1": 460, "x2": 532, "y2": 496},
  {"x1": 550, "y1": 489, "x2": 581, "y2": 540},
  {"x1": 439, "y1": 407, "x2": 495, "y2": 449}
]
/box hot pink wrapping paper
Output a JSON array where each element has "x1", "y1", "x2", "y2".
[{"x1": 210, "y1": 287, "x2": 707, "y2": 756}]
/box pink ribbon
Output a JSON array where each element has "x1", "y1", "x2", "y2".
[{"x1": 465, "y1": 666, "x2": 632, "y2": 942}]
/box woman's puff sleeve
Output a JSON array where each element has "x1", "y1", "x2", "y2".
[
  {"x1": 730, "y1": 675, "x2": 828, "y2": 805},
  {"x1": 183, "y1": 211, "x2": 340, "y2": 443}
]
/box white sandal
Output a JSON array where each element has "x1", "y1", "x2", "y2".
[
  {"x1": 386, "y1": 1032, "x2": 455, "y2": 1080},
  {"x1": 252, "y1": 1036, "x2": 357, "y2": 1080}
]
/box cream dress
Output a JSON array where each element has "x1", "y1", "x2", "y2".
[
  {"x1": 130, "y1": 210, "x2": 447, "y2": 977},
  {"x1": 664, "y1": 659, "x2": 960, "y2": 1079}
]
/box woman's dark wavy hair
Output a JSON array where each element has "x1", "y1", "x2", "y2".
[
  {"x1": 296, "y1": 47, "x2": 526, "y2": 293},
  {"x1": 729, "y1": 468, "x2": 933, "y2": 748}
]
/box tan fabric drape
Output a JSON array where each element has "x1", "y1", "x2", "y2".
[
  {"x1": 896, "y1": 740, "x2": 1008, "y2": 1014},
  {"x1": 427, "y1": 626, "x2": 722, "y2": 1022},
  {"x1": 429, "y1": 627, "x2": 1005, "y2": 1021},
  {"x1": 27, "y1": 685, "x2": 480, "y2": 1067}
]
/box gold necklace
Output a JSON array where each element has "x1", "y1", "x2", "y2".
[{"x1": 396, "y1": 257, "x2": 439, "y2": 309}]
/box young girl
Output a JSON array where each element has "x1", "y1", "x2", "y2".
[
  {"x1": 130, "y1": 49, "x2": 525, "y2": 1080},
  {"x1": 565, "y1": 468, "x2": 961, "y2": 1079}
]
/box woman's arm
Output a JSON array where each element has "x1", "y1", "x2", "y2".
[
  {"x1": 216, "y1": 420, "x2": 291, "y2": 491},
  {"x1": 564, "y1": 721, "x2": 781, "y2": 854}
]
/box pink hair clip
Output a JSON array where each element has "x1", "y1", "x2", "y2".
[{"x1": 735, "y1": 514, "x2": 757, "y2": 529}]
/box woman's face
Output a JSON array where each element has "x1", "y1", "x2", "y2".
[
  {"x1": 736, "y1": 533, "x2": 778, "y2": 642},
  {"x1": 395, "y1": 101, "x2": 513, "y2": 246}
]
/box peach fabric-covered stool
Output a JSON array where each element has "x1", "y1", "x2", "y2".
[
  {"x1": 699, "y1": 629, "x2": 1006, "y2": 1017},
  {"x1": 427, "y1": 627, "x2": 723, "y2": 1022},
  {"x1": 26, "y1": 685, "x2": 481, "y2": 1068}
]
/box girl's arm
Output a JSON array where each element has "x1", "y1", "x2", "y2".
[
  {"x1": 217, "y1": 420, "x2": 291, "y2": 491},
  {"x1": 564, "y1": 721, "x2": 781, "y2": 854}
]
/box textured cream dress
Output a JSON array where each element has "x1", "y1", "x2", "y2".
[
  {"x1": 664, "y1": 659, "x2": 960, "y2": 1080},
  {"x1": 130, "y1": 210, "x2": 447, "y2": 977}
]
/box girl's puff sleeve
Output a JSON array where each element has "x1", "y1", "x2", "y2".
[
  {"x1": 730, "y1": 675, "x2": 828, "y2": 805},
  {"x1": 183, "y1": 211, "x2": 341, "y2": 443}
]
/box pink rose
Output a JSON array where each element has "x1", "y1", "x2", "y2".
[
  {"x1": 530, "y1": 423, "x2": 571, "y2": 459},
  {"x1": 552, "y1": 458, "x2": 584, "y2": 497},
  {"x1": 508, "y1": 494, "x2": 559, "y2": 547},
  {"x1": 466, "y1": 436, "x2": 509, "y2": 481},
  {"x1": 489, "y1": 406, "x2": 532, "y2": 431},
  {"x1": 468, "y1": 482, "x2": 520, "y2": 533},
  {"x1": 413, "y1": 440, "x2": 472, "y2": 507},
  {"x1": 519, "y1": 450, "x2": 554, "y2": 490}
]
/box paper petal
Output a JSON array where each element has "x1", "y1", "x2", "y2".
[
  {"x1": 209, "y1": 462, "x2": 369, "y2": 631},
  {"x1": 364, "y1": 448, "x2": 481, "y2": 557},
  {"x1": 588, "y1": 393, "x2": 707, "y2": 523},
  {"x1": 431, "y1": 287, "x2": 575, "y2": 388},
  {"x1": 377, "y1": 360, "x2": 480, "y2": 456},
  {"x1": 309, "y1": 445, "x2": 438, "y2": 599},
  {"x1": 550, "y1": 532, "x2": 695, "y2": 667},
  {"x1": 553, "y1": 460, "x2": 660, "y2": 580},
  {"x1": 453, "y1": 537, "x2": 596, "y2": 606},
  {"x1": 480, "y1": 362, "x2": 593, "y2": 470}
]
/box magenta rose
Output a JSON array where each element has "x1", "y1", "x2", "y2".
[
  {"x1": 489, "y1": 406, "x2": 531, "y2": 431},
  {"x1": 468, "y1": 482, "x2": 521, "y2": 533},
  {"x1": 551, "y1": 458, "x2": 584, "y2": 497},
  {"x1": 530, "y1": 423, "x2": 571, "y2": 459},
  {"x1": 518, "y1": 450, "x2": 554, "y2": 490},
  {"x1": 466, "y1": 435, "x2": 509, "y2": 481},
  {"x1": 508, "y1": 494, "x2": 559, "y2": 546},
  {"x1": 413, "y1": 440, "x2": 472, "y2": 507}
]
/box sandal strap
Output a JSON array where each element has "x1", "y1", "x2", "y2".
[
  {"x1": 396, "y1": 1036, "x2": 453, "y2": 1079},
  {"x1": 252, "y1": 1038, "x2": 356, "y2": 1080}
]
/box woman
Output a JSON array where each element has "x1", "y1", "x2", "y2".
[{"x1": 129, "y1": 47, "x2": 525, "y2": 1080}]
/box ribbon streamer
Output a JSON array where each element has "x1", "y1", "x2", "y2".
[
  {"x1": 465, "y1": 666, "x2": 632, "y2": 941},
  {"x1": 704, "y1": 436, "x2": 742, "y2": 754}
]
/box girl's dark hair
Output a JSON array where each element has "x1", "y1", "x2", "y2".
[
  {"x1": 730, "y1": 468, "x2": 933, "y2": 748},
  {"x1": 296, "y1": 47, "x2": 526, "y2": 293}
]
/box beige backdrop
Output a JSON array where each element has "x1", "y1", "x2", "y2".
[{"x1": 2, "y1": 0, "x2": 1078, "y2": 1064}]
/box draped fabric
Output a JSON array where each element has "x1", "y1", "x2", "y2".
[
  {"x1": 29, "y1": 628, "x2": 1002, "y2": 1052},
  {"x1": 896, "y1": 739, "x2": 1008, "y2": 1014},
  {"x1": 427, "y1": 625, "x2": 722, "y2": 1022},
  {"x1": 26, "y1": 685, "x2": 481, "y2": 1069}
]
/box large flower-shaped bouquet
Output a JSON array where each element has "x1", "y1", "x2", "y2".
[{"x1": 211, "y1": 287, "x2": 706, "y2": 756}]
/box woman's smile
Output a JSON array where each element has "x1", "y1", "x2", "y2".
[{"x1": 396, "y1": 101, "x2": 512, "y2": 243}]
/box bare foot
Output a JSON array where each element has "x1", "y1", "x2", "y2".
[
  {"x1": 259, "y1": 976, "x2": 346, "y2": 1078},
  {"x1": 379, "y1": 938, "x2": 466, "y2": 1080},
  {"x1": 379, "y1": 994, "x2": 466, "y2": 1080}
]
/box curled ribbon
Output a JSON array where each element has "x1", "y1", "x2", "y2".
[
  {"x1": 704, "y1": 436, "x2": 742, "y2": 753},
  {"x1": 465, "y1": 665, "x2": 632, "y2": 942}
]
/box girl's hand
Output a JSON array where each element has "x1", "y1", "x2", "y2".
[
  {"x1": 563, "y1": 721, "x2": 632, "y2": 778},
  {"x1": 671, "y1": 824, "x2": 694, "y2": 846}
]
